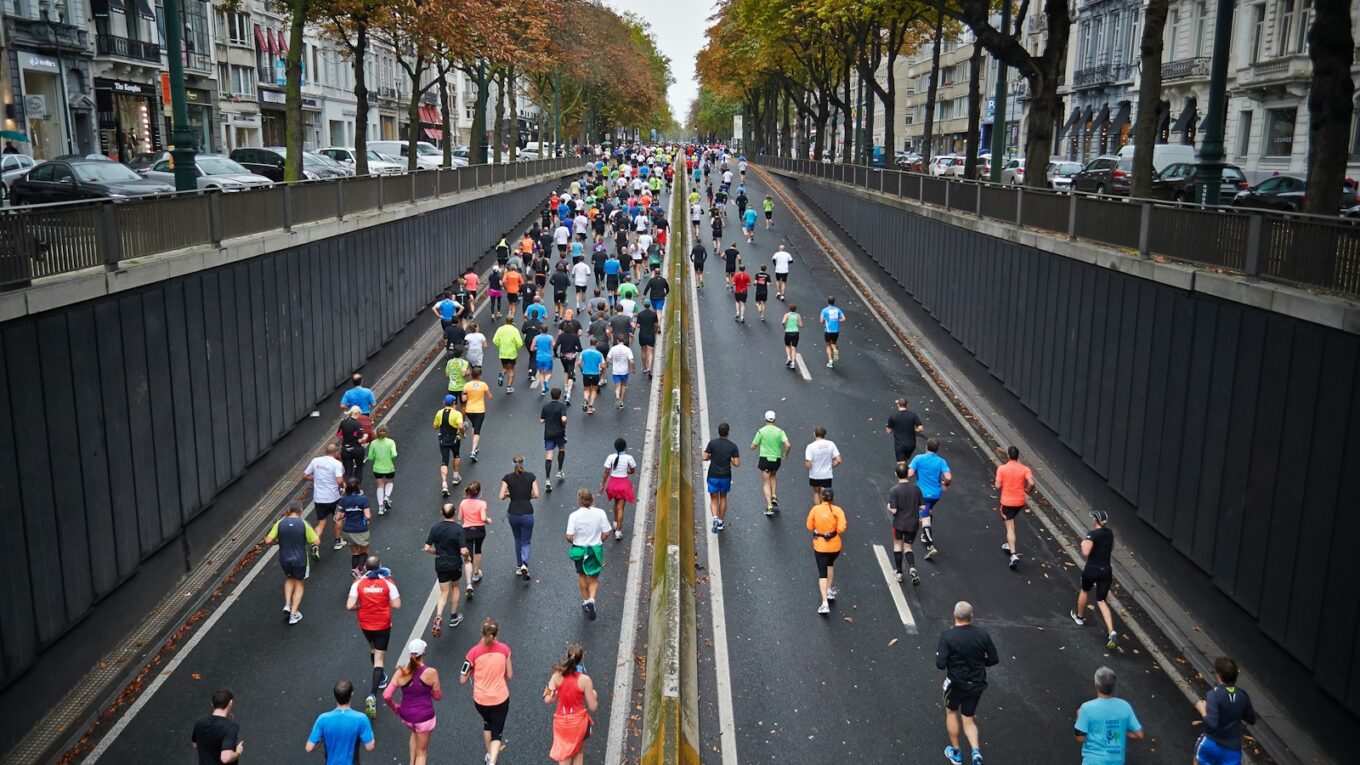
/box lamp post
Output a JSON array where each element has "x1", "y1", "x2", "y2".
[
  {"x1": 38, "y1": 3, "x2": 74, "y2": 155},
  {"x1": 162, "y1": 0, "x2": 197, "y2": 191},
  {"x1": 1195, "y1": 0, "x2": 1235, "y2": 206}
]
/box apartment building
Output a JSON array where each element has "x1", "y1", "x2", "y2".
[{"x1": 3, "y1": 0, "x2": 97, "y2": 159}]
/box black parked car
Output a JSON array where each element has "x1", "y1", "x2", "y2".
[
  {"x1": 1230, "y1": 175, "x2": 1359, "y2": 213},
  {"x1": 229, "y1": 147, "x2": 344, "y2": 182},
  {"x1": 1070, "y1": 155, "x2": 1133, "y2": 196},
  {"x1": 1150, "y1": 162, "x2": 1249, "y2": 202},
  {"x1": 8, "y1": 157, "x2": 174, "y2": 205}
]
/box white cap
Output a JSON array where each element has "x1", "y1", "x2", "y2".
[
  {"x1": 407, "y1": 638, "x2": 427, "y2": 656},
  {"x1": 764, "y1": 410, "x2": 776, "y2": 422}
]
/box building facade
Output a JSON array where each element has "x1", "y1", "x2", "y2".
[
  {"x1": 1056, "y1": 0, "x2": 1142, "y2": 163},
  {"x1": 3, "y1": 0, "x2": 97, "y2": 160}
]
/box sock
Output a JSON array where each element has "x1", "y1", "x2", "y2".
[
  {"x1": 921, "y1": 526, "x2": 934, "y2": 546},
  {"x1": 374, "y1": 486, "x2": 385, "y2": 505},
  {"x1": 892, "y1": 550, "x2": 903, "y2": 572},
  {"x1": 545, "y1": 459, "x2": 553, "y2": 477},
  {"x1": 557, "y1": 451, "x2": 566, "y2": 470},
  {"x1": 384, "y1": 481, "x2": 393, "y2": 501},
  {"x1": 371, "y1": 666, "x2": 384, "y2": 697},
  {"x1": 905, "y1": 550, "x2": 916, "y2": 567}
]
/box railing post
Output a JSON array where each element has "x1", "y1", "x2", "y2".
[
  {"x1": 98, "y1": 202, "x2": 122, "y2": 269},
  {"x1": 1244, "y1": 214, "x2": 1264, "y2": 277},
  {"x1": 436, "y1": 168, "x2": 444, "y2": 197},
  {"x1": 474, "y1": 165, "x2": 481, "y2": 187},
  {"x1": 1137, "y1": 202, "x2": 1152, "y2": 258},
  {"x1": 281, "y1": 184, "x2": 293, "y2": 231},
  {"x1": 335, "y1": 177, "x2": 345, "y2": 221},
  {"x1": 209, "y1": 191, "x2": 224, "y2": 244},
  {"x1": 377, "y1": 175, "x2": 384, "y2": 210},
  {"x1": 410, "y1": 171, "x2": 417, "y2": 203},
  {"x1": 1015, "y1": 186, "x2": 1024, "y2": 226},
  {"x1": 976, "y1": 183, "x2": 983, "y2": 218},
  {"x1": 944, "y1": 180, "x2": 951, "y2": 210},
  {"x1": 1067, "y1": 191, "x2": 1078, "y2": 240}
]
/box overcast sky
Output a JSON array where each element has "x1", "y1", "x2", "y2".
[{"x1": 603, "y1": 0, "x2": 716, "y2": 122}]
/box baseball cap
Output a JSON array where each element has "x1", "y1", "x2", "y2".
[
  {"x1": 764, "y1": 410, "x2": 776, "y2": 422},
  {"x1": 407, "y1": 638, "x2": 427, "y2": 656},
  {"x1": 444, "y1": 394, "x2": 456, "y2": 405}
]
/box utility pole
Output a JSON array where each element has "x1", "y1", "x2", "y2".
[
  {"x1": 988, "y1": 0, "x2": 1011, "y2": 182},
  {"x1": 1195, "y1": 0, "x2": 1235, "y2": 205},
  {"x1": 553, "y1": 67, "x2": 561, "y2": 157},
  {"x1": 164, "y1": 0, "x2": 197, "y2": 191}
]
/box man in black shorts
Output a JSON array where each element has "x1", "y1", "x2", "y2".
[
  {"x1": 553, "y1": 321, "x2": 582, "y2": 404},
  {"x1": 885, "y1": 398, "x2": 925, "y2": 464},
  {"x1": 690, "y1": 241, "x2": 708, "y2": 288},
  {"x1": 722, "y1": 242, "x2": 741, "y2": 290},
  {"x1": 550, "y1": 262, "x2": 571, "y2": 321},
  {"x1": 264, "y1": 502, "x2": 318, "y2": 624},
  {"x1": 936, "y1": 601, "x2": 999, "y2": 765},
  {"x1": 540, "y1": 387, "x2": 569, "y2": 490},
  {"x1": 886, "y1": 463, "x2": 925, "y2": 586},
  {"x1": 424, "y1": 503, "x2": 470, "y2": 636},
  {"x1": 635, "y1": 301, "x2": 659, "y2": 377},
  {"x1": 1071, "y1": 510, "x2": 1118, "y2": 649},
  {"x1": 434, "y1": 395, "x2": 465, "y2": 497},
  {"x1": 753, "y1": 265, "x2": 772, "y2": 321}
]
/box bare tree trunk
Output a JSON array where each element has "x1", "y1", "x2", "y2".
[
  {"x1": 840, "y1": 63, "x2": 854, "y2": 163},
  {"x1": 964, "y1": 43, "x2": 983, "y2": 178},
  {"x1": 780, "y1": 93, "x2": 792, "y2": 157},
  {"x1": 922, "y1": 9, "x2": 944, "y2": 166},
  {"x1": 405, "y1": 77, "x2": 423, "y2": 172},
  {"x1": 493, "y1": 69, "x2": 506, "y2": 163},
  {"x1": 439, "y1": 67, "x2": 452, "y2": 168},
  {"x1": 352, "y1": 21, "x2": 370, "y2": 176},
  {"x1": 283, "y1": 1, "x2": 310, "y2": 182},
  {"x1": 1304, "y1": 0, "x2": 1355, "y2": 214},
  {"x1": 1132, "y1": 0, "x2": 1170, "y2": 197},
  {"x1": 470, "y1": 62, "x2": 488, "y2": 164},
  {"x1": 507, "y1": 67, "x2": 518, "y2": 162}
]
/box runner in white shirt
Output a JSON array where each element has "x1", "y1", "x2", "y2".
[
  {"x1": 599, "y1": 438, "x2": 638, "y2": 541},
  {"x1": 305, "y1": 443, "x2": 347, "y2": 550},
  {"x1": 771, "y1": 244, "x2": 794, "y2": 301},
  {"x1": 566, "y1": 490, "x2": 613, "y2": 620},
  {"x1": 554, "y1": 223, "x2": 571, "y2": 258},
  {"x1": 803, "y1": 427, "x2": 842, "y2": 504},
  {"x1": 606, "y1": 338, "x2": 635, "y2": 409},
  {"x1": 689, "y1": 202, "x2": 704, "y2": 237},
  {"x1": 574, "y1": 213, "x2": 590, "y2": 239},
  {"x1": 618, "y1": 295, "x2": 637, "y2": 318},
  {"x1": 571, "y1": 260, "x2": 593, "y2": 310},
  {"x1": 722, "y1": 169, "x2": 734, "y2": 186}
]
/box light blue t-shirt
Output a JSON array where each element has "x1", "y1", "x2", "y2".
[
  {"x1": 580, "y1": 348, "x2": 605, "y2": 376},
  {"x1": 307, "y1": 708, "x2": 374, "y2": 765},
  {"x1": 525, "y1": 303, "x2": 548, "y2": 322},
  {"x1": 1075, "y1": 696, "x2": 1142, "y2": 765},
  {"x1": 437, "y1": 298, "x2": 457, "y2": 321},
  {"x1": 571, "y1": 241, "x2": 584, "y2": 259},
  {"x1": 820, "y1": 306, "x2": 844, "y2": 333},
  {"x1": 533, "y1": 332, "x2": 553, "y2": 361},
  {"x1": 604, "y1": 258, "x2": 621, "y2": 276},
  {"x1": 907, "y1": 452, "x2": 950, "y2": 499},
  {"x1": 743, "y1": 209, "x2": 758, "y2": 228},
  {"x1": 340, "y1": 386, "x2": 376, "y2": 415}
]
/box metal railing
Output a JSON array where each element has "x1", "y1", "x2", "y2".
[
  {"x1": 755, "y1": 156, "x2": 1360, "y2": 298},
  {"x1": 96, "y1": 33, "x2": 160, "y2": 63},
  {"x1": 0, "y1": 157, "x2": 580, "y2": 289},
  {"x1": 1162, "y1": 57, "x2": 1211, "y2": 81}
]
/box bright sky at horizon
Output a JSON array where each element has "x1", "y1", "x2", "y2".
[{"x1": 603, "y1": 0, "x2": 715, "y2": 126}]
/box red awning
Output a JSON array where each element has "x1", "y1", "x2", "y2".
[
  {"x1": 276, "y1": 30, "x2": 288, "y2": 58},
  {"x1": 254, "y1": 24, "x2": 269, "y2": 54},
  {"x1": 419, "y1": 105, "x2": 441, "y2": 125},
  {"x1": 423, "y1": 127, "x2": 444, "y2": 142}
]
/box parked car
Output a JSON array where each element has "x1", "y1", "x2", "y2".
[
  {"x1": 1046, "y1": 160, "x2": 1083, "y2": 191},
  {"x1": 316, "y1": 147, "x2": 404, "y2": 175},
  {"x1": 895, "y1": 152, "x2": 923, "y2": 171},
  {"x1": 8, "y1": 157, "x2": 174, "y2": 205},
  {"x1": 1344, "y1": 204, "x2": 1360, "y2": 219},
  {"x1": 1149, "y1": 162, "x2": 1248, "y2": 202},
  {"x1": 1116, "y1": 143, "x2": 1196, "y2": 174},
  {"x1": 1, "y1": 153, "x2": 38, "y2": 194},
  {"x1": 1000, "y1": 158, "x2": 1025, "y2": 185},
  {"x1": 143, "y1": 154, "x2": 274, "y2": 191},
  {"x1": 928, "y1": 154, "x2": 957, "y2": 177},
  {"x1": 1071, "y1": 155, "x2": 1133, "y2": 196},
  {"x1": 228, "y1": 147, "x2": 340, "y2": 181},
  {"x1": 126, "y1": 151, "x2": 170, "y2": 176},
  {"x1": 368, "y1": 140, "x2": 449, "y2": 170},
  {"x1": 1230, "y1": 175, "x2": 1359, "y2": 213}
]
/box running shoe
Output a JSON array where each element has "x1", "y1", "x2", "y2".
[
  {"x1": 925, "y1": 546, "x2": 938, "y2": 561},
  {"x1": 617, "y1": 401, "x2": 625, "y2": 410},
  {"x1": 826, "y1": 361, "x2": 833, "y2": 369},
  {"x1": 431, "y1": 615, "x2": 442, "y2": 638},
  {"x1": 764, "y1": 506, "x2": 775, "y2": 517},
  {"x1": 546, "y1": 482, "x2": 553, "y2": 493},
  {"x1": 712, "y1": 518, "x2": 721, "y2": 534},
  {"x1": 333, "y1": 539, "x2": 345, "y2": 551},
  {"x1": 465, "y1": 586, "x2": 475, "y2": 600},
  {"x1": 585, "y1": 601, "x2": 597, "y2": 620},
  {"x1": 506, "y1": 386, "x2": 515, "y2": 394},
  {"x1": 521, "y1": 567, "x2": 530, "y2": 581},
  {"x1": 614, "y1": 530, "x2": 623, "y2": 542},
  {"x1": 1001, "y1": 542, "x2": 1011, "y2": 553},
  {"x1": 557, "y1": 470, "x2": 566, "y2": 481},
  {"x1": 1107, "y1": 631, "x2": 1118, "y2": 650},
  {"x1": 288, "y1": 611, "x2": 303, "y2": 625},
  {"x1": 363, "y1": 695, "x2": 377, "y2": 719},
  {"x1": 451, "y1": 473, "x2": 462, "y2": 486},
  {"x1": 449, "y1": 612, "x2": 465, "y2": 627},
  {"x1": 442, "y1": 485, "x2": 450, "y2": 498},
  {"x1": 564, "y1": 396, "x2": 572, "y2": 405},
  {"x1": 817, "y1": 601, "x2": 830, "y2": 615},
  {"x1": 283, "y1": 603, "x2": 292, "y2": 613},
  {"x1": 971, "y1": 750, "x2": 983, "y2": 765},
  {"x1": 308, "y1": 544, "x2": 320, "y2": 562},
  {"x1": 1008, "y1": 554, "x2": 1020, "y2": 570},
  {"x1": 910, "y1": 568, "x2": 921, "y2": 586},
  {"x1": 895, "y1": 571, "x2": 903, "y2": 582},
  {"x1": 497, "y1": 372, "x2": 504, "y2": 387},
  {"x1": 833, "y1": 349, "x2": 840, "y2": 362},
  {"x1": 827, "y1": 587, "x2": 838, "y2": 602},
  {"x1": 472, "y1": 570, "x2": 483, "y2": 583},
  {"x1": 470, "y1": 450, "x2": 478, "y2": 463},
  {"x1": 770, "y1": 496, "x2": 780, "y2": 508},
  {"x1": 582, "y1": 402, "x2": 590, "y2": 412},
  {"x1": 1069, "y1": 609, "x2": 1086, "y2": 627},
  {"x1": 944, "y1": 746, "x2": 963, "y2": 765},
  {"x1": 540, "y1": 383, "x2": 548, "y2": 395},
  {"x1": 382, "y1": 498, "x2": 393, "y2": 512},
  {"x1": 716, "y1": 518, "x2": 725, "y2": 531},
  {"x1": 378, "y1": 672, "x2": 389, "y2": 690}
]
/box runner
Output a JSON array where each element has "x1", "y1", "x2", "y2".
[
  {"x1": 780, "y1": 303, "x2": 803, "y2": 369},
  {"x1": 1074, "y1": 667, "x2": 1145, "y2": 765},
  {"x1": 346, "y1": 556, "x2": 402, "y2": 718},
  {"x1": 635, "y1": 300, "x2": 659, "y2": 377},
  {"x1": 191, "y1": 689, "x2": 243, "y2": 765},
  {"x1": 722, "y1": 242, "x2": 741, "y2": 290},
  {"x1": 461, "y1": 367, "x2": 491, "y2": 462},
  {"x1": 304, "y1": 443, "x2": 346, "y2": 553},
  {"x1": 524, "y1": 294, "x2": 549, "y2": 324},
  {"x1": 264, "y1": 502, "x2": 318, "y2": 625},
  {"x1": 579, "y1": 338, "x2": 605, "y2": 415},
  {"x1": 606, "y1": 337, "x2": 635, "y2": 410},
  {"x1": 340, "y1": 372, "x2": 376, "y2": 415},
  {"x1": 532, "y1": 322, "x2": 555, "y2": 396},
  {"x1": 502, "y1": 267, "x2": 524, "y2": 320},
  {"x1": 445, "y1": 346, "x2": 471, "y2": 410},
  {"x1": 554, "y1": 315, "x2": 582, "y2": 405},
  {"x1": 1194, "y1": 658, "x2": 1256, "y2": 765},
  {"x1": 566, "y1": 489, "x2": 612, "y2": 620},
  {"x1": 753, "y1": 265, "x2": 772, "y2": 321},
  {"x1": 382, "y1": 640, "x2": 442, "y2": 765},
  {"x1": 460, "y1": 483, "x2": 490, "y2": 597},
  {"x1": 820, "y1": 297, "x2": 845, "y2": 368},
  {"x1": 550, "y1": 262, "x2": 571, "y2": 321},
  {"x1": 936, "y1": 601, "x2": 999, "y2": 765},
  {"x1": 571, "y1": 257, "x2": 593, "y2": 311},
  {"x1": 495, "y1": 234, "x2": 511, "y2": 266},
  {"x1": 487, "y1": 267, "x2": 505, "y2": 319},
  {"x1": 499, "y1": 455, "x2": 540, "y2": 580},
  {"x1": 803, "y1": 426, "x2": 842, "y2": 505},
  {"x1": 742, "y1": 204, "x2": 758, "y2": 244},
  {"x1": 994, "y1": 446, "x2": 1035, "y2": 570},
  {"x1": 305, "y1": 680, "x2": 375, "y2": 763},
  {"x1": 545, "y1": 645, "x2": 599, "y2": 765},
  {"x1": 908, "y1": 438, "x2": 952, "y2": 559},
  {"x1": 461, "y1": 618, "x2": 513, "y2": 765},
  {"x1": 492, "y1": 316, "x2": 524, "y2": 394},
  {"x1": 763, "y1": 194, "x2": 775, "y2": 229},
  {"x1": 1070, "y1": 510, "x2": 1119, "y2": 649},
  {"x1": 337, "y1": 478, "x2": 373, "y2": 578},
  {"x1": 603, "y1": 250, "x2": 623, "y2": 303},
  {"x1": 432, "y1": 290, "x2": 460, "y2": 331},
  {"x1": 465, "y1": 322, "x2": 487, "y2": 372},
  {"x1": 702, "y1": 422, "x2": 741, "y2": 533},
  {"x1": 464, "y1": 269, "x2": 480, "y2": 315},
  {"x1": 806, "y1": 488, "x2": 847, "y2": 615},
  {"x1": 750, "y1": 411, "x2": 791, "y2": 516},
  {"x1": 599, "y1": 437, "x2": 637, "y2": 542},
  {"x1": 689, "y1": 199, "x2": 704, "y2": 237},
  {"x1": 887, "y1": 462, "x2": 925, "y2": 586},
  {"x1": 689, "y1": 241, "x2": 707, "y2": 288},
  {"x1": 424, "y1": 502, "x2": 469, "y2": 637},
  {"x1": 337, "y1": 406, "x2": 371, "y2": 482},
  {"x1": 735, "y1": 187, "x2": 749, "y2": 218},
  {"x1": 710, "y1": 208, "x2": 725, "y2": 252},
  {"x1": 885, "y1": 398, "x2": 925, "y2": 465},
  {"x1": 644, "y1": 266, "x2": 669, "y2": 312},
  {"x1": 732, "y1": 264, "x2": 751, "y2": 322},
  {"x1": 771, "y1": 244, "x2": 793, "y2": 301},
  {"x1": 537, "y1": 388, "x2": 570, "y2": 493}
]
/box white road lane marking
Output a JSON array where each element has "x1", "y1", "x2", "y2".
[
  {"x1": 872, "y1": 544, "x2": 918, "y2": 634},
  {"x1": 794, "y1": 352, "x2": 812, "y2": 381}
]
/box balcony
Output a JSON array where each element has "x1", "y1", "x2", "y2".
[
  {"x1": 1162, "y1": 57, "x2": 1210, "y2": 82},
  {"x1": 96, "y1": 34, "x2": 160, "y2": 64},
  {"x1": 1237, "y1": 54, "x2": 1312, "y2": 98},
  {"x1": 1072, "y1": 62, "x2": 1133, "y2": 89}
]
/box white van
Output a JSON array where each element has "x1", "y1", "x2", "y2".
[
  {"x1": 368, "y1": 140, "x2": 448, "y2": 170},
  {"x1": 1116, "y1": 144, "x2": 1195, "y2": 173}
]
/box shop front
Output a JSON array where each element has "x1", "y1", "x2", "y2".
[
  {"x1": 258, "y1": 89, "x2": 322, "y2": 148},
  {"x1": 95, "y1": 77, "x2": 161, "y2": 162},
  {"x1": 19, "y1": 51, "x2": 95, "y2": 159},
  {"x1": 181, "y1": 86, "x2": 216, "y2": 154}
]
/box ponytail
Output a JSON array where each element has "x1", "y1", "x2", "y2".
[
  {"x1": 554, "y1": 644, "x2": 586, "y2": 675},
  {"x1": 513, "y1": 454, "x2": 525, "y2": 475},
  {"x1": 481, "y1": 617, "x2": 500, "y2": 646}
]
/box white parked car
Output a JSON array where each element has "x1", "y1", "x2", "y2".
[
  {"x1": 368, "y1": 140, "x2": 452, "y2": 170},
  {"x1": 929, "y1": 155, "x2": 963, "y2": 177},
  {"x1": 1000, "y1": 158, "x2": 1025, "y2": 185},
  {"x1": 144, "y1": 154, "x2": 274, "y2": 191},
  {"x1": 1, "y1": 152, "x2": 38, "y2": 194},
  {"x1": 316, "y1": 147, "x2": 405, "y2": 175}
]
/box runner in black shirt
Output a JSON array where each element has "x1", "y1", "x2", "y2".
[
  {"x1": 540, "y1": 388, "x2": 569, "y2": 491},
  {"x1": 191, "y1": 689, "x2": 242, "y2": 765},
  {"x1": 722, "y1": 244, "x2": 741, "y2": 290},
  {"x1": 424, "y1": 503, "x2": 470, "y2": 633},
  {"x1": 753, "y1": 265, "x2": 772, "y2": 321},
  {"x1": 710, "y1": 212, "x2": 724, "y2": 253},
  {"x1": 690, "y1": 243, "x2": 708, "y2": 288},
  {"x1": 936, "y1": 601, "x2": 999, "y2": 764},
  {"x1": 885, "y1": 398, "x2": 925, "y2": 464},
  {"x1": 887, "y1": 463, "x2": 925, "y2": 586},
  {"x1": 645, "y1": 267, "x2": 670, "y2": 311},
  {"x1": 635, "y1": 305, "x2": 659, "y2": 377},
  {"x1": 550, "y1": 263, "x2": 571, "y2": 321},
  {"x1": 702, "y1": 423, "x2": 741, "y2": 532},
  {"x1": 1071, "y1": 510, "x2": 1119, "y2": 649},
  {"x1": 554, "y1": 326, "x2": 582, "y2": 404}
]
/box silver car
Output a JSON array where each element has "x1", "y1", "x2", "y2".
[
  {"x1": 1046, "y1": 161, "x2": 1084, "y2": 192},
  {"x1": 316, "y1": 147, "x2": 405, "y2": 175},
  {"x1": 144, "y1": 154, "x2": 274, "y2": 191},
  {"x1": 1, "y1": 152, "x2": 39, "y2": 196}
]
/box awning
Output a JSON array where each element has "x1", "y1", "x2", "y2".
[
  {"x1": 254, "y1": 24, "x2": 270, "y2": 54},
  {"x1": 1110, "y1": 101, "x2": 1131, "y2": 134},
  {"x1": 1058, "y1": 108, "x2": 1081, "y2": 139},
  {"x1": 418, "y1": 105, "x2": 441, "y2": 125},
  {"x1": 1170, "y1": 97, "x2": 1197, "y2": 134},
  {"x1": 276, "y1": 30, "x2": 288, "y2": 58},
  {"x1": 423, "y1": 127, "x2": 444, "y2": 142},
  {"x1": 90, "y1": 0, "x2": 127, "y2": 18},
  {"x1": 1156, "y1": 101, "x2": 1171, "y2": 133},
  {"x1": 133, "y1": 0, "x2": 154, "y2": 20},
  {"x1": 1093, "y1": 103, "x2": 1110, "y2": 129}
]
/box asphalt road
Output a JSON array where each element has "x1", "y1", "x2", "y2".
[
  {"x1": 691, "y1": 166, "x2": 1202, "y2": 764},
  {"x1": 88, "y1": 204, "x2": 662, "y2": 764}
]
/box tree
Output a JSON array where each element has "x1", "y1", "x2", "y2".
[
  {"x1": 963, "y1": 41, "x2": 983, "y2": 178},
  {"x1": 922, "y1": 8, "x2": 944, "y2": 164},
  {"x1": 283, "y1": 0, "x2": 313, "y2": 182},
  {"x1": 1304, "y1": 0, "x2": 1355, "y2": 214},
  {"x1": 319, "y1": 0, "x2": 394, "y2": 176},
  {"x1": 1131, "y1": 0, "x2": 1170, "y2": 198}
]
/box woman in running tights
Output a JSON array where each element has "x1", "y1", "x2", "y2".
[{"x1": 383, "y1": 639, "x2": 442, "y2": 765}]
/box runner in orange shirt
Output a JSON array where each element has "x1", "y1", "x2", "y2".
[
  {"x1": 994, "y1": 446, "x2": 1035, "y2": 570},
  {"x1": 502, "y1": 268, "x2": 524, "y2": 320},
  {"x1": 806, "y1": 488, "x2": 848, "y2": 615}
]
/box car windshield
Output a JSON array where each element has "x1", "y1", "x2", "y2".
[
  {"x1": 1058, "y1": 162, "x2": 1082, "y2": 174},
  {"x1": 301, "y1": 153, "x2": 330, "y2": 167},
  {"x1": 199, "y1": 157, "x2": 248, "y2": 175},
  {"x1": 128, "y1": 153, "x2": 162, "y2": 166},
  {"x1": 74, "y1": 163, "x2": 143, "y2": 183},
  {"x1": 365, "y1": 150, "x2": 391, "y2": 162},
  {"x1": 415, "y1": 144, "x2": 440, "y2": 156}
]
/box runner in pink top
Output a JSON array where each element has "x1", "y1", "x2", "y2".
[
  {"x1": 461, "y1": 618, "x2": 513, "y2": 764},
  {"x1": 382, "y1": 639, "x2": 442, "y2": 765},
  {"x1": 459, "y1": 482, "x2": 491, "y2": 594}
]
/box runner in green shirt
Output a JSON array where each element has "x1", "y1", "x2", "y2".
[
  {"x1": 366, "y1": 426, "x2": 398, "y2": 514},
  {"x1": 491, "y1": 316, "x2": 524, "y2": 394},
  {"x1": 446, "y1": 348, "x2": 470, "y2": 401},
  {"x1": 763, "y1": 195, "x2": 775, "y2": 229},
  {"x1": 750, "y1": 411, "x2": 792, "y2": 516},
  {"x1": 617, "y1": 281, "x2": 639, "y2": 302}
]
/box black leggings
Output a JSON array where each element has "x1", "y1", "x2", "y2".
[
  {"x1": 474, "y1": 699, "x2": 510, "y2": 740},
  {"x1": 490, "y1": 292, "x2": 502, "y2": 313},
  {"x1": 341, "y1": 445, "x2": 365, "y2": 482}
]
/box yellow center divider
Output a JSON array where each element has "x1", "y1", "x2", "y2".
[{"x1": 640, "y1": 172, "x2": 700, "y2": 765}]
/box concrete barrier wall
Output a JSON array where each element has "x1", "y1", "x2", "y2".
[
  {"x1": 781, "y1": 172, "x2": 1360, "y2": 717},
  {"x1": 0, "y1": 180, "x2": 559, "y2": 689}
]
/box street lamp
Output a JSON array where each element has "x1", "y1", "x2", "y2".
[{"x1": 38, "y1": 1, "x2": 75, "y2": 155}]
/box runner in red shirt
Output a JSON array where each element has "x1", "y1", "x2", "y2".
[
  {"x1": 348, "y1": 555, "x2": 403, "y2": 718},
  {"x1": 732, "y1": 265, "x2": 751, "y2": 323},
  {"x1": 993, "y1": 446, "x2": 1035, "y2": 570}
]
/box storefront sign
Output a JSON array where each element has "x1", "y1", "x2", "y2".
[
  {"x1": 184, "y1": 88, "x2": 211, "y2": 104},
  {"x1": 97, "y1": 79, "x2": 158, "y2": 97},
  {"x1": 24, "y1": 55, "x2": 58, "y2": 72},
  {"x1": 227, "y1": 112, "x2": 261, "y2": 126},
  {"x1": 260, "y1": 90, "x2": 286, "y2": 105}
]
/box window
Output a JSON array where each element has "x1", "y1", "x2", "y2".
[
  {"x1": 220, "y1": 10, "x2": 249, "y2": 46},
  {"x1": 1277, "y1": 0, "x2": 1296, "y2": 57},
  {"x1": 1263, "y1": 107, "x2": 1296, "y2": 156},
  {"x1": 1194, "y1": 2, "x2": 1207, "y2": 57},
  {"x1": 1237, "y1": 109, "x2": 1254, "y2": 156},
  {"x1": 1293, "y1": 0, "x2": 1311, "y2": 54},
  {"x1": 232, "y1": 65, "x2": 256, "y2": 98},
  {"x1": 218, "y1": 62, "x2": 230, "y2": 94},
  {"x1": 1250, "y1": 4, "x2": 1267, "y2": 63},
  {"x1": 256, "y1": 47, "x2": 273, "y2": 84},
  {"x1": 1128, "y1": 15, "x2": 1139, "y2": 64},
  {"x1": 1109, "y1": 12, "x2": 1121, "y2": 61},
  {"x1": 1168, "y1": 9, "x2": 1180, "y2": 59}
]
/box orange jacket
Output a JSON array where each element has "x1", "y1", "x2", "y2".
[{"x1": 806, "y1": 502, "x2": 847, "y2": 553}]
